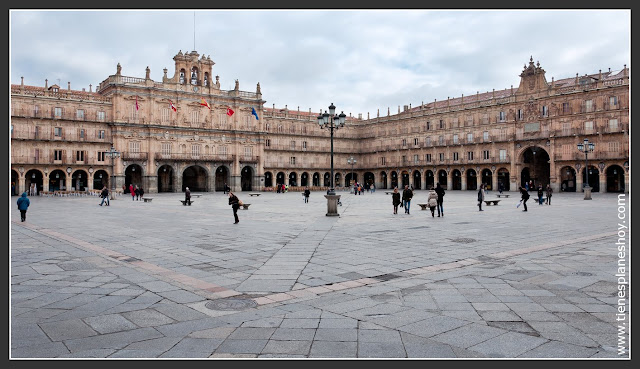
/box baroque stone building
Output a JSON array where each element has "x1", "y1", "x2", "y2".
[{"x1": 10, "y1": 52, "x2": 629, "y2": 195}]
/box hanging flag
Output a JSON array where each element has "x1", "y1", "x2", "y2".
[
  {"x1": 226, "y1": 107, "x2": 234, "y2": 116},
  {"x1": 251, "y1": 107, "x2": 259, "y2": 120},
  {"x1": 169, "y1": 100, "x2": 177, "y2": 112},
  {"x1": 135, "y1": 95, "x2": 139, "y2": 111},
  {"x1": 200, "y1": 98, "x2": 211, "y2": 110}
]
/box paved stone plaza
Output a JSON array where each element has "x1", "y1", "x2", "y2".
[{"x1": 10, "y1": 189, "x2": 630, "y2": 359}]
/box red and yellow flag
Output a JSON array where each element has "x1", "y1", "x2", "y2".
[{"x1": 200, "y1": 98, "x2": 211, "y2": 110}]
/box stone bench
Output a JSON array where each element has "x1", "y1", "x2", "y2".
[
  {"x1": 191, "y1": 194, "x2": 202, "y2": 198},
  {"x1": 385, "y1": 191, "x2": 394, "y2": 195},
  {"x1": 143, "y1": 197, "x2": 153, "y2": 203},
  {"x1": 483, "y1": 200, "x2": 501, "y2": 206},
  {"x1": 417, "y1": 203, "x2": 429, "y2": 210},
  {"x1": 496, "y1": 194, "x2": 510, "y2": 198},
  {"x1": 180, "y1": 200, "x2": 194, "y2": 206},
  {"x1": 249, "y1": 193, "x2": 261, "y2": 197},
  {"x1": 240, "y1": 203, "x2": 251, "y2": 210}
]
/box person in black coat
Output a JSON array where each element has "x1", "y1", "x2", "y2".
[
  {"x1": 537, "y1": 185, "x2": 544, "y2": 205},
  {"x1": 134, "y1": 185, "x2": 141, "y2": 200},
  {"x1": 391, "y1": 187, "x2": 401, "y2": 214},
  {"x1": 185, "y1": 187, "x2": 191, "y2": 206},
  {"x1": 435, "y1": 182, "x2": 445, "y2": 217},
  {"x1": 228, "y1": 192, "x2": 240, "y2": 224},
  {"x1": 519, "y1": 185, "x2": 530, "y2": 212},
  {"x1": 402, "y1": 185, "x2": 413, "y2": 214},
  {"x1": 304, "y1": 187, "x2": 310, "y2": 203},
  {"x1": 99, "y1": 186, "x2": 110, "y2": 206},
  {"x1": 477, "y1": 183, "x2": 485, "y2": 211}
]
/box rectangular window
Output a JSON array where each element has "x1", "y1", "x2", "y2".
[
  {"x1": 97, "y1": 111, "x2": 106, "y2": 122},
  {"x1": 562, "y1": 123, "x2": 571, "y2": 135},
  {"x1": 585, "y1": 99, "x2": 593, "y2": 112},
  {"x1": 97, "y1": 151, "x2": 105, "y2": 162},
  {"x1": 483, "y1": 131, "x2": 489, "y2": 141},
  {"x1": 218, "y1": 146, "x2": 228, "y2": 157},
  {"x1": 439, "y1": 135, "x2": 444, "y2": 145},
  {"x1": 381, "y1": 157, "x2": 386, "y2": 165},
  {"x1": 191, "y1": 144, "x2": 201, "y2": 157},
  {"x1": 609, "y1": 141, "x2": 620, "y2": 152},
  {"x1": 610, "y1": 96, "x2": 618, "y2": 107},
  {"x1": 542, "y1": 105, "x2": 549, "y2": 117},
  {"x1": 98, "y1": 130, "x2": 105, "y2": 139},
  {"x1": 130, "y1": 105, "x2": 139, "y2": 121},
  {"x1": 517, "y1": 109, "x2": 524, "y2": 120},
  {"x1": 562, "y1": 102, "x2": 570, "y2": 113},
  {"x1": 426, "y1": 121, "x2": 431, "y2": 130},
  {"x1": 129, "y1": 141, "x2": 140, "y2": 153},
  {"x1": 244, "y1": 146, "x2": 253, "y2": 157},
  {"x1": 499, "y1": 111, "x2": 506, "y2": 122},
  {"x1": 76, "y1": 150, "x2": 84, "y2": 162},
  {"x1": 467, "y1": 133, "x2": 473, "y2": 143},
  {"x1": 499, "y1": 129, "x2": 507, "y2": 141},
  {"x1": 609, "y1": 119, "x2": 618, "y2": 130},
  {"x1": 414, "y1": 138, "x2": 419, "y2": 146},
  {"x1": 584, "y1": 121, "x2": 594, "y2": 132},
  {"x1": 467, "y1": 151, "x2": 473, "y2": 160},
  {"x1": 54, "y1": 150, "x2": 63, "y2": 161},
  {"x1": 290, "y1": 157, "x2": 296, "y2": 165},
  {"x1": 453, "y1": 134, "x2": 459, "y2": 144},
  {"x1": 453, "y1": 152, "x2": 459, "y2": 161},
  {"x1": 54, "y1": 107, "x2": 62, "y2": 118},
  {"x1": 426, "y1": 136, "x2": 432, "y2": 146},
  {"x1": 54, "y1": 127, "x2": 62, "y2": 137},
  {"x1": 79, "y1": 129, "x2": 85, "y2": 139},
  {"x1": 190, "y1": 110, "x2": 200, "y2": 124},
  {"x1": 413, "y1": 154, "x2": 419, "y2": 164},
  {"x1": 265, "y1": 139, "x2": 271, "y2": 147},
  {"x1": 303, "y1": 141, "x2": 307, "y2": 149},
  {"x1": 499, "y1": 149, "x2": 507, "y2": 161},
  {"x1": 161, "y1": 108, "x2": 170, "y2": 123},
  {"x1": 402, "y1": 138, "x2": 407, "y2": 147},
  {"x1": 439, "y1": 153, "x2": 445, "y2": 161},
  {"x1": 439, "y1": 120, "x2": 445, "y2": 129},
  {"x1": 76, "y1": 109, "x2": 85, "y2": 120},
  {"x1": 483, "y1": 150, "x2": 490, "y2": 160},
  {"x1": 402, "y1": 155, "x2": 406, "y2": 164},
  {"x1": 290, "y1": 141, "x2": 296, "y2": 150},
  {"x1": 425, "y1": 154, "x2": 432, "y2": 162},
  {"x1": 162, "y1": 143, "x2": 172, "y2": 155}
]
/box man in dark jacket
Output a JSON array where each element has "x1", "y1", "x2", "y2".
[
  {"x1": 477, "y1": 184, "x2": 485, "y2": 211},
  {"x1": 99, "y1": 186, "x2": 110, "y2": 206},
  {"x1": 435, "y1": 182, "x2": 445, "y2": 217},
  {"x1": 185, "y1": 187, "x2": 191, "y2": 206},
  {"x1": 402, "y1": 185, "x2": 413, "y2": 214},
  {"x1": 17, "y1": 192, "x2": 30, "y2": 222},
  {"x1": 228, "y1": 192, "x2": 240, "y2": 224},
  {"x1": 519, "y1": 185, "x2": 530, "y2": 212},
  {"x1": 304, "y1": 187, "x2": 310, "y2": 203}
]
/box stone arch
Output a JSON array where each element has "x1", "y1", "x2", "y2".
[
  {"x1": 300, "y1": 172, "x2": 309, "y2": 187},
  {"x1": 425, "y1": 170, "x2": 435, "y2": 189},
  {"x1": 215, "y1": 165, "x2": 230, "y2": 191},
  {"x1": 559, "y1": 166, "x2": 576, "y2": 192},
  {"x1": 312, "y1": 172, "x2": 321, "y2": 187},
  {"x1": 412, "y1": 170, "x2": 422, "y2": 189},
  {"x1": 71, "y1": 169, "x2": 88, "y2": 191},
  {"x1": 518, "y1": 145, "x2": 550, "y2": 188},
  {"x1": 380, "y1": 171, "x2": 388, "y2": 189},
  {"x1": 25, "y1": 169, "x2": 44, "y2": 194},
  {"x1": 466, "y1": 169, "x2": 477, "y2": 190},
  {"x1": 241, "y1": 166, "x2": 254, "y2": 191},
  {"x1": 451, "y1": 169, "x2": 462, "y2": 190},
  {"x1": 264, "y1": 171, "x2": 273, "y2": 187},
  {"x1": 125, "y1": 164, "x2": 144, "y2": 191},
  {"x1": 48, "y1": 169, "x2": 67, "y2": 191},
  {"x1": 437, "y1": 169, "x2": 448, "y2": 188},
  {"x1": 158, "y1": 165, "x2": 175, "y2": 192},
  {"x1": 182, "y1": 165, "x2": 209, "y2": 192},
  {"x1": 605, "y1": 164, "x2": 624, "y2": 193}
]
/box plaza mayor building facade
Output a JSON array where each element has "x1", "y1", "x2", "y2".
[{"x1": 10, "y1": 51, "x2": 629, "y2": 195}]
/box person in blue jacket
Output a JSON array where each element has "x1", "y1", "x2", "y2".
[{"x1": 17, "y1": 192, "x2": 30, "y2": 222}]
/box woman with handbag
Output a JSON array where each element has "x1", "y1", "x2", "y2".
[
  {"x1": 427, "y1": 187, "x2": 438, "y2": 217},
  {"x1": 392, "y1": 187, "x2": 401, "y2": 214}
]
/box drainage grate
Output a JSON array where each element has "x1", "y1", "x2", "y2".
[
  {"x1": 205, "y1": 297, "x2": 258, "y2": 311},
  {"x1": 449, "y1": 238, "x2": 477, "y2": 244},
  {"x1": 372, "y1": 273, "x2": 403, "y2": 282},
  {"x1": 572, "y1": 271, "x2": 593, "y2": 276}
]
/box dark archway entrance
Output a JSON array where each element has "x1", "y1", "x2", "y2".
[
  {"x1": 323, "y1": 172, "x2": 330, "y2": 187},
  {"x1": 581, "y1": 166, "x2": 599, "y2": 192},
  {"x1": 346, "y1": 173, "x2": 357, "y2": 186},
  {"x1": 606, "y1": 165, "x2": 624, "y2": 193},
  {"x1": 521, "y1": 146, "x2": 550, "y2": 188},
  {"x1": 301, "y1": 172, "x2": 309, "y2": 187},
  {"x1": 391, "y1": 171, "x2": 398, "y2": 188},
  {"x1": 215, "y1": 166, "x2": 229, "y2": 191},
  {"x1": 71, "y1": 170, "x2": 88, "y2": 191},
  {"x1": 241, "y1": 166, "x2": 253, "y2": 191},
  {"x1": 93, "y1": 170, "x2": 109, "y2": 191},
  {"x1": 125, "y1": 164, "x2": 144, "y2": 191},
  {"x1": 560, "y1": 166, "x2": 576, "y2": 192},
  {"x1": 481, "y1": 169, "x2": 493, "y2": 190},
  {"x1": 276, "y1": 172, "x2": 286, "y2": 186},
  {"x1": 364, "y1": 172, "x2": 375, "y2": 189},
  {"x1": 49, "y1": 170, "x2": 66, "y2": 191},
  {"x1": 413, "y1": 170, "x2": 422, "y2": 190},
  {"x1": 25, "y1": 169, "x2": 44, "y2": 194},
  {"x1": 380, "y1": 171, "x2": 388, "y2": 189},
  {"x1": 425, "y1": 170, "x2": 434, "y2": 189},
  {"x1": 452, "y1": 169, "x2": 462, "y2": 190},
  {"x1": 466, "y1": 169, "x2": 477, "y2": 190},
  {"x1": 334, "y1": 173, "x2": 341, "y2": 188},
  {"x1": 497, "y1": 168, "x2": 510, "y2": 191},
  {"x1": 11, "y1": 169, "x2": 19, "y2": 195},
  {"x1": 158, "y1": 165, "x2": 174, "y2": 192},
  {"x1": 312, "y1": 172, "x2": 320, "y2": 187},
  {"x1": 289, "y1": 172, "x2": 297, "y2": 187},
  {"x1": 438, "y1": 170, "x2": 447, "y2": 188},
  {"x1": 264, "y1": 171, "x2": 273, "y2": 188},
  {"x1": 183, "y1": 165, "x2": 208, "y2": 192},
  {"x1": 401, "y1": 171, "x2": 410, "y2": 188}
]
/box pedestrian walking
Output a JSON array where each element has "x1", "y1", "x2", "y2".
[
  {"x1": 17, "y1": 192, "x2": 30, "y2": 222},
  {"x1": 223, "y1": 183, "x2": 230, "y2": 194},
  {"x1": 427, "y1": 186, "x2": 438, "y2": 217},
  {"x1": 392, "y1": 187, "x2": 401, "y2": 214},
  {"x1": 478, "y1": 183, "x2": 485, "y2": 211},
  {"x1": 519, "y1": 185, "x2": 530, "y2": 212},
  {"x1": 134, "y1": 185, "x2": 140, "y2": 201},
  {"x1": 402, "y1": 184, "x2": 413, "y2": 214},
  {"x1": 537, "y1": 185, "x2": 544, "y2": 205},
  {"x1": 228, "y1": 191, "x2": 240, "y2": 224},
  {"x1": 371, "y1": 183, "x2": 376, "y2": 193},
  {"x1": 139, "y1": 187, "x2": 144, "y2": 199},
  {"x1": 304, "y1": 186, "x2": 310, "y2": 203},
  {"x1": 546, "y1": 184, "x2": 553, "y2": 205},
  {"x1": 435, "y1": 182, "x2": 445, "y2": 217},
  {"x1": 185, "y1": 187, "x2": 191, "y2": 206},
  {"x1": 129, "y1": 184, "x2": 135, "y2": 201},
  {"x1": 99, "y1": 186, "x2": 110, "y2": 206}
]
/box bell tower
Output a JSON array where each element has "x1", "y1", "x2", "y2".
[{"x1": 164, "y1": 50, "x2": 216, "y2": 90}]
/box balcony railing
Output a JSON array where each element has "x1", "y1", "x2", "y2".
[
  {"x1": 154, "y1": 153, "x2": 235, "y2": 162},
  {"x1": 121, "y1": 152, "x2": 149, "y2": 161},
  {"x1": 239, "y1": 155, "x2": 260, "y2": 163},
  {"x1": 11, "y1": 108, "x2": 110, "y2": 122}
]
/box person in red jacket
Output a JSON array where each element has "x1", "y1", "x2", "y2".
[{"x1": 129, "y1": 184, "x2": 135, "y2": 201}]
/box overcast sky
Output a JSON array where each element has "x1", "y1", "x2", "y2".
[{"x1": 10, "y1": 9, "x2": 630, "y2": 118}]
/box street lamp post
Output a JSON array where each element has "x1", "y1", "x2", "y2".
[
  {"x1": 577, "y1": 138, "x2": 595, "y2": 200},
  {"x1": 105, "y1": 146, "x2": 121, "y2": 200},
  {"x1": 347, "y1": 156, "x2": 356, "y2": 192},
  {"x1": 317, "y1": 103, "x2": 346, "y2": 216}
]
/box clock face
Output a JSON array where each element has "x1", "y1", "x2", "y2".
[{"x1": 193, "y1": 86, "x2": 199, "y2": 92}]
